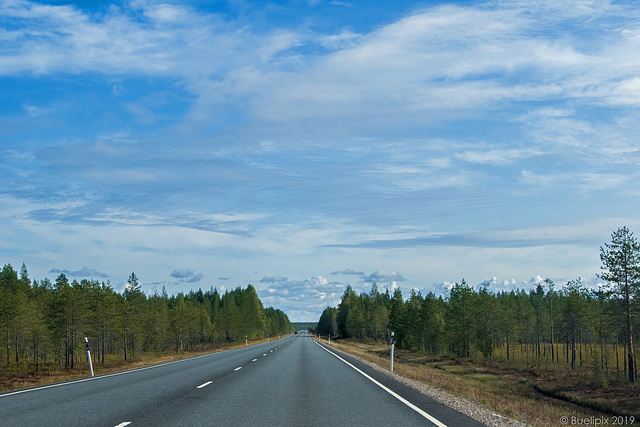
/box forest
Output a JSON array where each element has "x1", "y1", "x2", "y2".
[
  {"x1": 317, "y1": 227, "x2": 640, "y2": 384},
  {"x1": 0, "y1": 265, "x2": 293, "y2": 377}
]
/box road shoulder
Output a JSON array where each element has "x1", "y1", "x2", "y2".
[{"x1": 316, "y1": 340, "x2": 520, "y2": 427}]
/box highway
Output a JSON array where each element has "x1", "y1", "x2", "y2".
[{"x1": 0, "y1": 333, "x2": 483, "y2": 426}]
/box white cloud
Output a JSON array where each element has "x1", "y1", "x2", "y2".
[
  {"x1": 456, "y1": 148, "x2": 540, "y2": 165},
  {"x1": 433, "y1": 280, "x2": 455, "y2": 295},
  {"x1": 3, "y1": 0, "x2": 640, "y2": 322},
  {"x1": 256, "y1": 275, "x2": 344, "y2": 321},
  {"x1": 367, "y1": 162, "x2": 474, "y2": 192},
  {"x1": 602, "y1": 77, "x2": 640, "y2": 107},
  {"x1": 170, "y1": 269, "x2": 205, "y2": 283},
  {"x1": 49, "y1": 266, "x2": 109, "y2": 278},
  {"x1": 139, "y1": 3, "x2": 191, "y2": 23},
  {"x1": 320, "y1": 30, "x2": 360, "y2": 49},
  {"x1": 2, "y1": 0, "x2": 638, "y2": 133},
  {"x1": 260, "y1": 275, "x2": 289, "y2": 284},
  {"x1": 329, "y1": 2, "x2": 353, "y2": 7},
  {"x1": 364, "y1": 269, "x2": 405, "y2": 283},
  {"x1": 521, "y1": 170, "x2": 633, "y2": 193},
  {"x1": 331, "y1": 268, "x2": 364, "y2": 276}
]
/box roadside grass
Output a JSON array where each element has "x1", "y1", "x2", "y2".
[
  {"x1": 327, "y1": 339, "x2": 639, "y2": 426},
  {"x1": 0, "y1": 338, "x2": 270, "y2": 393}
]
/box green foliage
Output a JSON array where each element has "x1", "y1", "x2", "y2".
[
  {"x1": 319, "y1": 227, "x2": 640, "y2": 384},
  {"x1": 446, "y1": 279, "x2": 474, "y2": 357},
  {"x1": 599, "y1": 226, "x2": 640, "y2": 382},
  {"x1": 0, "y1": 266, "x2": 293, "y2": 376},
  {"x1": 317, "y1": 307, "x2": 338, "y2": 336}
]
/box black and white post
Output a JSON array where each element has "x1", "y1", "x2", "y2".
[
  {"x1": 85, "y1": 337, "x2": 94, "y2": 377},
  {"x1": 390, "y1": 332, "x2": 395, "y2": 372}
]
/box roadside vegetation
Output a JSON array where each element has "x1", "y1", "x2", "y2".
[
  {"x1": 0, "y1": 268, "x2": 293, "y2": 392},
  {"x1": 315, "y1": 227, "x2": 640, "y2": 423}
]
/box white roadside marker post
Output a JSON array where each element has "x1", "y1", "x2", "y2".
[
  {"x1": 245, "y1": 335, "x2": 248, "y2": 347},
  {"x1": 390, "y1": 332, "x2": 395, "y2": 372},
  {"x1": 85, "y1": 337, "x2": 94, "y2": 377}
]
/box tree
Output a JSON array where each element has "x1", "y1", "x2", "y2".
[
  {"x1": 337, "y1": 285, "x2": 357, "y2": 338},
  {"x1": 544, "y1": 278, "x2": 557, "y2": 363},
  {"x1": 446, "y1": 280, "x2": 474, "y2": 357},
  {"x1": 0, "y1": 264, "x2": 294, "y2": 376},
  {"x1": 388, "y1": 288, "x2": 405, "y2": 345},
  {"x1": 123, "y1": 272, "x2": 142, "y2": 301},
  {"x1": 52, "y1": 273, "x2": 74, "y2": 369},
  {"x1": 370, "y1": 284, "x2": 389, "y2": 341},
  {"x1": 599, "y1": 226, "x2": 640, "y2": 382},
  {"x1": 219, "y1": 291, "x2": 240, "y2": 342},
  {"x1": 497, "y1": 291, "x2": 517, "y2": 362},
  {"x1": 238, "y1": 285, "x2": 266, "y2": 339},
  {"x1": 122, "y1": 272, "x2": 145, "y2": 360},
  {"x1": 562, "y1": 278, "x2": 588, "y2": 370},
  {"x1": 317, "y1": 307, "x2": 338, "y2": 337},
  {"x1": 421, "y1": 292, "x2": 445, "y2": 354},
  {"x1": 403, "y1": 290, "x2": 424, "y2": 350},
  {"x1": 476, "y1": 284, "x2": 496, "y2": 359},
  {"x1": 1, "y1": 264, "x2": 30, "y2": 374}
]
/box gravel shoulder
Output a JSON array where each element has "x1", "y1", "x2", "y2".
[{"x1": 328, "y1": 343, "x2": 523, "y2": 427}]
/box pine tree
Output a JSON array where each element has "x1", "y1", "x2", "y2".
[
  {"x1": 446, "y1": 280, "x2": 474, "y2": 357},
  {"x1": 544, "y1": 278, "x2": 557, "y2": 363},
  {"x1": 122, "y1": 272, "x2": 144, "y2": 360},
  {"x1": 600, "y1": 226, "x2": 640, "y2": 382},
  {"x1": 388, "y1": 288, "x2": 405, "y2": 345},
  {"x1": 337, "y1": 285, "x2": 357, "y2": 338},
  {"x1": 318, "y1": 307, "x2": 338, "y2": 337}
]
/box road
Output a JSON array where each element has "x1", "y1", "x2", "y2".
[{"x1": 0, "y1": 333, "x2": 484, "y2": 426}]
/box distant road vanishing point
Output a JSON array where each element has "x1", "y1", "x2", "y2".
[{"x1": 0, "y1": 333, "x2": 483, "y2": 426}]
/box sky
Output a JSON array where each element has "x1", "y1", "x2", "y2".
[{"x1": 1, "y1": 0, "x2": 640, "y2": 321}]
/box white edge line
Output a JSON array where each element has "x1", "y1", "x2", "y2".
[
  {"x1": 252, "y1": 359, "x2": 258, "y2": 362},
  {"x1": 314, "y1": 341, "x2": 447, "y2": 427},
  {"x1": 0, "y1": 340, "x2": 288, "y2": 398},
  {"x1": 0, "y1": 355, "x2": 203, "y2": 398},
  {"x1": 234, "y1": 366, "x2": 242, "y2": 371},
  {"x1": 114, "y1": 422, "x2": 132, "y2": 427},
  {"x1": 197, "y1": 381, "x2": 213, "y2": 389}
]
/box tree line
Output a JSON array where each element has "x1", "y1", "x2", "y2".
[
  {"x1": 317, "y1": 227, "x2": 640, "y2": 383},
  {"x1": 0, "y1": 266, "x2": 293, "y2": 376}
]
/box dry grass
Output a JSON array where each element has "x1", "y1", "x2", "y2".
[
  {"x1": 0, "y1": 339, "x2": 267, "y2": 393},
  {"x1": 328, "y1": 339, "x2": 640, "y2": 426}
]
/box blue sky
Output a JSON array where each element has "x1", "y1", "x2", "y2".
[{"x1": 1, "y1": 0, "x2": 639, "y2": 321}]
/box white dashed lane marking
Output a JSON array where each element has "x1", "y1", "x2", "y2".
[{"x1": 197, "y1": 381, "x2": 212, "y2": 389}]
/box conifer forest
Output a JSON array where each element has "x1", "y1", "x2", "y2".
[
  {"x1": 317, "y1": 227, "x2": 640, "y2": 384},
  {"x1": 0, "y1": 266, "x2": 293, "y2": 376}
]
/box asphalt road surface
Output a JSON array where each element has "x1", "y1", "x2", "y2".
[{"x1": 0, "y1": 333, "x2": 484, "y2": 426}]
